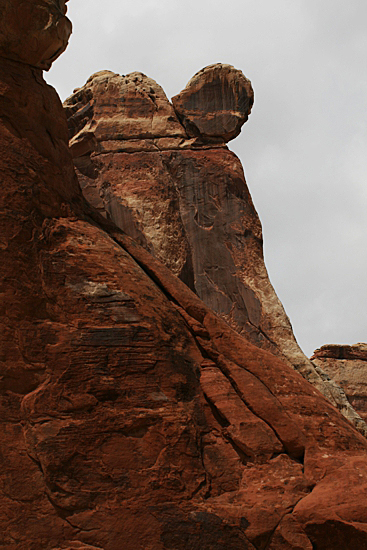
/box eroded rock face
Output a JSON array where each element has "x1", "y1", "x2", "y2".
[
  {"x1": 171, "y1": 63, "x2": 254, "y2": 142},
  {"x1": 3, "y1": 8, "x2": 367, "y2": 549},
  {"x1": 0, "y1": 0, "x2": 72, "y2": 70},
  {"x1": 63, "y1": 66, "x2": 366, "y2": 434},
  {"x1": 312, "y1": 343, "x2": 367, "y2": 422}
]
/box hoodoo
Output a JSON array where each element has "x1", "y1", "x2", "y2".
[
  {"x1": 2, "y1": 1, "x2": 367, "y2": 548},
  {"x1": 65, "y1": 64, "x2": 365, "y2": 433}
]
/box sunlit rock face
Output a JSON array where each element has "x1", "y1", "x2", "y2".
[
  {"x1": 3, "y1": 3, "x2": 367, "y2": 548},
  {"x1": 312, "y1": 343, "x2": 367, "y2": 421},
  {"x1": 64, "y1": 64, "x2": 366, "y2": 434},
  {"x1": 0, "y1": 0, "x2": 71, "y2": 69}
]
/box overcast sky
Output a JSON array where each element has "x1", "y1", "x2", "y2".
[{"x1": 47, "y1": 0, "x2": 367, "y2": 357}]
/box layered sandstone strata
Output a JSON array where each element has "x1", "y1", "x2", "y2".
[
  {"x1": 312, "y1": 343, "x2": 367, "y2": 422},
  {"x1": 64, "y1": 65, "x2": 365, "y2": 432},
  {"x1": 3, "y1": 2, "x2": 367, "y2": 548}
]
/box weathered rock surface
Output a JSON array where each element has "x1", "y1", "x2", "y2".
[
  {"x1": 2, "y1": 3, "x2": 367, "y2": 548},
  {"x1": 63, "y1": 66, "x2": 366, "y2": 434},
  {"x1": 171, "y1": 63, "x2": 254, "y2": 143},
  {"x1": 0, "y1": 0, "x2": 72, "y2": 70},
  {"x1": 312, "y1": 343, "x2": 367, "y2": 422}
]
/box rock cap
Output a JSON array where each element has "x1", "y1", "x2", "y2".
[
  {"x1": 64, "y1": 70, "x2": 186, "y2": 147},
  {"x1": 171, "y1": 63, "x2": 254, "y2": 143}
]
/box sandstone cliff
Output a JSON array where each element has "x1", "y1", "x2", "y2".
[
  {"x1": 64, "y1": 64, "x2": 365, "y2": 433},
  {"x1": 2, "y1": 2, "x2": 367, "y2": 549}
]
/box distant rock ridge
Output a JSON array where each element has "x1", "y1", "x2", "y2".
[
  {"x1": 312, "y1": 343, "x2": 367, "y2": 362},
  {"x1": 64, "y1": 64, "x2": 366, "y2": 434},
  {"x1": 312, "y1": 343, "x2": 367, "y2": 422}
]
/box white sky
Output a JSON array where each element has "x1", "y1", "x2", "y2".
[{"x1": 47, "y1": 0, "x2": 367, "y2": 356}]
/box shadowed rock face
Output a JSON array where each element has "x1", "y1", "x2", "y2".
[
  {"x1": 0, "y1": 0, "x2": 71, "y2": 70},
  {"x1": 171, "y1": 63, "x2": 254, "y2": 142},
  {"x1": 312, "y1": 343, "x2": 367, "y2": 422},
  {"x1": 64, "y1": 66, "x2": 366, "y2": 434},
  {"x1": 3, "y1": 3, "x2": 367, "y2": 549}
]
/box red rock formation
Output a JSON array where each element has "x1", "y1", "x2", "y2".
[
  {"x1": 63, "y1": 66, "x2": 366, "y2": 434},
  {"x1": 3, "y1": 3, "x2": 367, "y2": 548},
  {"x1": 0, "y1": 0, "x2": 72, "y2": 70},
  {"x1": 312, "y1": 343, "x2": 367, "y2": 421},
  {"x1": 171, "y1": 63, "x2": 254, "y2": 142}
]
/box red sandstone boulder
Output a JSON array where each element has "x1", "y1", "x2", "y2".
[
  {"x1": 312, "y1": 343, "x2": 367, "y2": 421},
  {"x1": 2, "y1": 3, "x2": 367, "y2": 548},
  {"x1": 171, "y1": 63, "x2": 254, "y2": 142}
]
